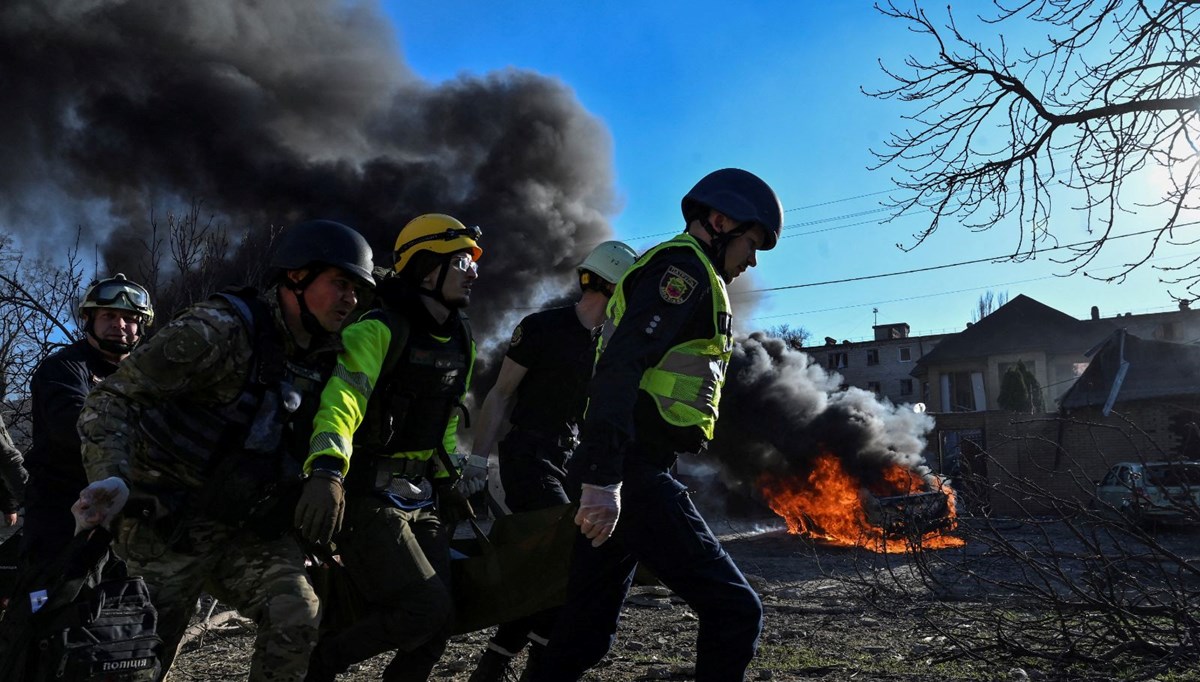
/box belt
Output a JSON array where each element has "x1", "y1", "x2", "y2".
[{"x1": 508, "y1": 425, "x2": 580, "y2": 450}]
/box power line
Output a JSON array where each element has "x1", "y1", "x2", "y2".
[{"x1": 732, "y1": 222, "x2": 1200, "y2": 296}]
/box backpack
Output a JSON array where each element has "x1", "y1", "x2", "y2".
[{"x1": 0, "y1": 527, "x2": 162, "y2": 681}]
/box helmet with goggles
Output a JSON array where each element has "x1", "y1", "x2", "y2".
[
  {"x1": 393, "y1": 214, "x2": 483, "y2": 274},
  {"x1": 79, "y1": 273, "x2": 154, "y2": 326}
]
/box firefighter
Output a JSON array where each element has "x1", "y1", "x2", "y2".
[
  {"x1": 73, "y1": 220, "x2": 375, "y2": 681},
  {"x1": 467, "y1": 240, "x2": 637, "y2": 681},
  {"x1": 20, "y1": 274, "x2": 153, "y2": 567},
  {"x1": 304, "y1": 213, "x2": 481, "y2": 682},
  {"x1": 528, "y1": 168, "x2": 783, "y2": 682}
]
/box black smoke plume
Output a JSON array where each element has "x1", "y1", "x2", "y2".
[
  {"x1": 710, "y1": 334, "x2": 935, "y2": 494},
  {"x1": 0, "y1": 0, "x2": 616, "y2": 343}
]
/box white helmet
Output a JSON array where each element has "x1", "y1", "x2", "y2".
[{"x1": 577, "y1": 241, "x2": 636, "y2": 285}]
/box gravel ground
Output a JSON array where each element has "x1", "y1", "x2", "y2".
[{"x1": 7, "y1": 515, "x2": 1200, "y2": 681}]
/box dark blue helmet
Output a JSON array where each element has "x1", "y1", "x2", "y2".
[{"x1": 682, "y1": 168, "x2": 784, "y2": 250}]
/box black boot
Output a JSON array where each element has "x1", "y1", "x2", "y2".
[
  {"x1": 518, "y1": 642, "x2": 547, "y2": 682},
  {"x1": 468, "y1": 648, "x2": 516, "y2": 682},
  {"x1": 303, "y1": 640, "x2": 344, "y2": 682}
]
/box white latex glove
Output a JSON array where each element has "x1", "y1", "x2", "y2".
[
  {"x1": 455, "y1": 454, "x2": 489, "y2": 497},
  {"x1": 575, "y1": 483, "x2": 621, "y2": 547},
  {"x1": 72, "y1": 477, "x2": 130, "y2": 534}
]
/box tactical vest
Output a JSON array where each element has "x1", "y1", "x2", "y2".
[
  {"x1": 599, "y1": 233, "x2": 733, "y2": 440},
  {"x1": 357, "y1": 307, "x2": 475, "y2": 464},
  {"x1": 137, "y1": 290, "x2": 333, "y2": 529}
]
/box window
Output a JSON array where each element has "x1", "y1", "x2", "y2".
[
  {"x1": 827, "y1": 352, "x2": 848, "y2": 370},
  {"x1": 867, "y1": 381, "x2": 881, "y2": 395},
  {"x1": 866, "y1": 349, "x2": 879, "y2": 366},
  {"x1": 898, "y1": 347, "x2": 912, "y2": 362},
  {"x1": 899, "y1": 379, "x2": 913, "y2": 396}
]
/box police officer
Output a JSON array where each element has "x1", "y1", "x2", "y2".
[
  {"x1": 20, "y1": 274, "x2": 153, "y2": 566},
  {"x1": 74, "y1": 220, "x2": 375, "y2": 682},
  {"x1": 304, "y1": 213, "x2": 481, "y2": 682},
  {"x1": 528, "y1": 169, "x2": 783, "y2": 682},
  {"x1": 467, "y1": 240, "x2": 636, "y2": 682}
]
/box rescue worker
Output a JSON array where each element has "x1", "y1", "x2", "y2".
[
  {"x1": 0, "y1": 414, "x2": 25, "y2": 528},
  {"x1": 528, "y1": 168, "x2": 783, "y2": 682},
  {"x1": 467, "y1": 240, "x2": 636, "y2": 682},
  {"x1": 20, "y1": 274, "x2": 152, "y2": 566},
  {"x1": 304, "y1": 213, "x2": 481, "y2": 682},
  {"x1": 73, "y1": 220, "x2": 375, "y2": 681}
]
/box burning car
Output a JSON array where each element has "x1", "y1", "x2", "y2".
[{"x1": 759, "y1": 452, "x2": 963, "y2": 553}]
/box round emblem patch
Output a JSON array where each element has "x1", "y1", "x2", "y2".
[
  {"x1": 510, "y1": 324, "x2": 524, "y2": 347},
  {"x1": 659, "y1": 265, "x2": 698, "y2": 304}
]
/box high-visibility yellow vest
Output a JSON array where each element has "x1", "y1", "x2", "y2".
[{"x1": 599, "y1": 233, "x2": 732, "y2": 439}]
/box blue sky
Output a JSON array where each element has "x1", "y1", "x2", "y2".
[{"x1": 382, "y1": 2, "x2": 1196, "y2": 343}]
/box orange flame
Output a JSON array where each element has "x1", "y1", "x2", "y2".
[{"x1": 759, "y1": 452, "x2": 965, "y2": 553}]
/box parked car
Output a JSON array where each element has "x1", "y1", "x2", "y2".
[{"x1": 1094, "y1": 461, "x2": 1200, "y2": 524}]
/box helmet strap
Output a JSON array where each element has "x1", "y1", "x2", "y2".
[
  {"x1": 82, "y1": 312, "x2": 138, "y2": 356},
  {"x1": 699, "y1": 216, "x2": 747, "y2": 283},
  {"x1": 285, "y1": 270, "x2": 331, "y2": 342}
]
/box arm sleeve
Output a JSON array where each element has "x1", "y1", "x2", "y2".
[
  {"x1": 0, "y1": 417, "x2": 25, "y2": 505},
  {"x1": 31, "y1": 359, "x2": 91, "y2": 473},
  {"x1": 79, "y1": 309, "x2": 241, "y2": 483},
  {"x1": 306, "y1": 318, "x2": 392, "y2": 476},
  {"x1": 504, "y1": 314, "x2": 542, "y2": 368},
  {"x1": 572, "y1": 252, "x2": 711, "y2": 486}
]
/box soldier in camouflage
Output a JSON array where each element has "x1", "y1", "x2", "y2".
[{"x1": 74, "y1": 220, "x2": 375, "y2": 682}]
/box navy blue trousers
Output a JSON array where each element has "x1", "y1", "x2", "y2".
[{"x1": 531, "y1": 458, "x2": 763, "y2": 681}]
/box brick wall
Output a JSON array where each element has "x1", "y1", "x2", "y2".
[{"x1": 930, "y1": 399, "x2": 1200, "y2": 516}]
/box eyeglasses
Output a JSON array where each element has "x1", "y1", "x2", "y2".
[
  {"x1": 91, "y1": 281, "x2": 152, "y2": 311},
  {"x1": 448, "y1": 253, "x2": 479, "y2": 274}
]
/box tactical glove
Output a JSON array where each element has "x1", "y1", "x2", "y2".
[
  {"x1": 576, "y1": 482, "x2": 621, "y2": 547},
  {"x1": 436, "y1": 481, "x2": 476, "y2": 526},
  {"x1": 73, "y1": 476, "x2": 130, "y2": 534},
  {"x1": 294, "y1": 470, "x2": 345, "y2": 545},
  {"x1": 456, "y1": 454, "x2": 489, "y2": 497}
]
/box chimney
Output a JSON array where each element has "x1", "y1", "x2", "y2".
[
  {"x1": 1090, "y1": 306, "x2": 1099, "y2": 321},
  {"x1": 824, "y1": 336, "x2": 836, "y2": 346},
  {"x1": 872, "y1": 323, "x2": 910, "y2": 341},
  {"x1": 1180, "y1": 299, "x2": 1191, "y2": 311}
]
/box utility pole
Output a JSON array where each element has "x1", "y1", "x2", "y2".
[{"x1": 872, "y1": 307, "x2": 878, "y2": 326}]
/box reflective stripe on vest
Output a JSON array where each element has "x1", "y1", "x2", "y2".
[{"x1": 600, "y1": 233, "x2": 732, "y2": 439}]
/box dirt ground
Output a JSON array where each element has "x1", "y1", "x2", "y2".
[
  {"x1": 5, "y1": 513, "x2": 1198, "y2": 681},
  {"x1": 160, "y1": 512, "x2": 1200, "y2": 682}
]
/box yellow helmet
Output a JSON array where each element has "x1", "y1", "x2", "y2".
[{"x1": 392, "y1": 214, "x2": 483, "y2": 274}]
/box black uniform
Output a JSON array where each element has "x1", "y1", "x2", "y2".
[
  {"x1": 499, "y1": 305, "x2": 596, "y2": 510},
  {"x1": 21, "y1": 340, "x2": 119, "y2": 565}
]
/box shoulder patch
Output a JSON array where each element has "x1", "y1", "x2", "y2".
[
  {"x1": 659, "y1": 265, "x2": 699, "y2": 305},
  {"x1": 161, "y1": 325, "x2": 218, "y2": 364},
  {"x1": 510, "y1": 323, "x2": 524, "y2": 348}
]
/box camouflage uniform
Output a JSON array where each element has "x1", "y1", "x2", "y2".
[
  {"x1": 0, "y1": 415, "x2": 25, "y2": 516},
  {"x1": 80, "y1": 288, "x2": 337, "y2": 682}
]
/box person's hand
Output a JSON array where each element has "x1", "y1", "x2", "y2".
[
  {"x1": 436, "y1": 482, "x2": 476, "y2": 525},
  {"x1": 3, "y1": 512, "x2": 16, "y2": 527},
  {"x1": 294, "y1": 470, "x2": 345, "y2": 545},
  {"x1": 72, "y1": 477, "x2": 130, "y2": 534},
  {"x1": 575, "y1": 483, "x2": 621, "y2": 547},
  {"x1": 455, "y1": 454, "x2": 489, "y2": 497}
]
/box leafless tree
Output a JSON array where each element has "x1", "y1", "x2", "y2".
[
  {"x1": 764, "y1": 323, "x2": 811, "y2": 350},
  {"x1": 880, "y1": 416, "x2": 1200, "y2": 676},
  {"x1": 971, "y1": 290, "x2": 1010, "y2": 323},
  {"x1": 0, "y1": 231, "x2": 85, "y2": 437},
  {"x1": 869, "y1": 1, "x2": 1200, "y2": 294}
]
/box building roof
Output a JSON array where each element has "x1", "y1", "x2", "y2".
[
  {"x1": 915, "y1": 294, "x2": 1099, "y2": 367},
  {"x1": 1059, "y1": 330, "x2": 1200, "y2": 410}
]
